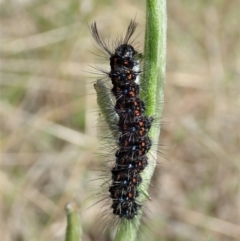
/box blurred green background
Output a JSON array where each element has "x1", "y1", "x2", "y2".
[{"x1": 0, "y1": 0, "x2": 239, "y2": 240}]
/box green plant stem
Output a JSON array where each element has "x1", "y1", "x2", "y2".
[
  {"x1": 114, "y1": 0, "x2": 167, "y2": 240},
  {"x1": 94, "y1": 0, "x2": 167, "y2": 240},
  {"x1": 94, "y1": 79, "x2": 118, "y2": 138},
  {"x1": 65, "y1": 202, "x2": 82, "y2": 241}
]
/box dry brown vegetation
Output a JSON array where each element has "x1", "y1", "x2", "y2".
[{"x1": 0, "y1": 0, "x2": 239, "y2": 240}]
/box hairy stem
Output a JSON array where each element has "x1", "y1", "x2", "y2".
[
  {"x1": 65, "y1": 202, "x2": 82, "y2": 241},
  {"x1": 114, "y1": 0, "x2": 167, "y2": 240}
]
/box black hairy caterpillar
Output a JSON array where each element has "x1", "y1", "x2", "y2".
[{"x1": 90, "y1": 20, "x2": 153, "y2": 220}]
